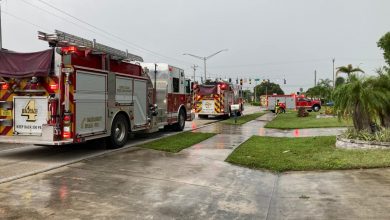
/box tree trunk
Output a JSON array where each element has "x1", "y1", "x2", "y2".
[
  {"x1": 353, "y1": 102, "x2": 371, "y2": 131},
  {"x1": 378, "y1": 108, "x2": 390, "y2": 128}
]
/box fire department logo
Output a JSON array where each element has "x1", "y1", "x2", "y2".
[
  {"x1": 205, "y1": 102, "x2": 212, "y2": 109},
  {"x1": 21, "y1": 99, "x2": 38, "y2": 122}
]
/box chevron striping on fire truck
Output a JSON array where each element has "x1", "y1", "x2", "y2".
[{"x1": 193, "y1": 80, "x2": 243, "y2": 119}]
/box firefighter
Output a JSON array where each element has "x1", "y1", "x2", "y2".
[{"x1": 274, "y1": 99, "x2": 280, "y2": 114}]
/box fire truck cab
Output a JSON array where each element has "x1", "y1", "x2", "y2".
[
  {"x1": 140, "y1": 63, "x2": 193, "y2": 128},
  {"x1": 0, "y1": 30, "x2": 192, "y2": 148}
]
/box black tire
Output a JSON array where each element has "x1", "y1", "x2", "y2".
[
  {"x1": 307, "y1": 109, "x2": 313, "y2": 112},
  {"x1": 313, "y1": 105, "x2": 321, "y2": 112},
  {"x1": 107, "y1": 114, "x2": 129, "y2": 149},
  {"x1": 173, "y1": 109, "x2": 186, "y2": 131},
  {"x1": 198, "y1": 114, "x2": 208, "y2": 119},
  {"x1": 223, "y1": 112, "x2": 230, "y2": 119}
]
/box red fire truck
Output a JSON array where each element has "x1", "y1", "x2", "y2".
[
  {"x1": 194, "y1": 80, "x2": 243, "y2": 118},
  {"x1": 266, "y1": 94, "x2": 321, "y2": 112},
  {"x1": 0, "y1": 30, "x2": 192, "y2": 148}
]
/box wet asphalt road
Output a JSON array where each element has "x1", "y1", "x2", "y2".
[
  {"x1": 0, "y1": 105, "x2": 261, "y2": 184},
  {"x1": 0, "y1": 111, "x2": 224, "y2": 184},
  {"x1": 0, "y1": 108, "x2": 389, "y2": 219}
]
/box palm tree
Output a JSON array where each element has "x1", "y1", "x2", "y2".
[
  {"x1": 372, "y1": 67, "x2": 390, "y2": 128},
  {"x1": 332, "y1": 74, "x2": 388, "y2": 131},
  {"x1": 336, "y1": 64, "x2": 365, "y2": 77}
]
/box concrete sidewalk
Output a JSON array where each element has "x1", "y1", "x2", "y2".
[{"x1": 0, "y1": 113, "x2": 388, "y2": 219}]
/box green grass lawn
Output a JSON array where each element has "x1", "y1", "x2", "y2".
[
  {"x1": 139, "y1": 132, "x2": 216, "y2": 153},
  {"x1": 222, "y1": 112, "x2": 265, "y2": 125},
  {"x1": 265, "y1": 111, "x2": 351, "y2": 129},
  {"x1": 226, "y1": 136, "x2": 390, "y2": 172}
]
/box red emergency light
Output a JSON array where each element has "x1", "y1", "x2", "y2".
[
  {"x1": 61, "y1": 46, "x2": 77, "y2": 54},
  {"x1": 63, "y1": 115, "x2": 72, "y2": 122},
  {"x1": 63, "y1": 131, "x2": 71, "y2": 139},
  {"x1": 219, "y1": 83, "x2": 227, "y2": 90},
  {"x1": 1, "y1": 83, "x2": 9, "y2": 90},
  {"x1": 49, "y1": 83, "x2": 59, "y2": 90}
]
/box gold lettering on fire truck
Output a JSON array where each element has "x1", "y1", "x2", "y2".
[
  {"x1": 21, "y1": 100, "x2": 38, "y2": 122},
  {"x1": 117, "y1": 86, "x2": 132, "y2": 94},
  {"x1": 81, "y1": 116, "x2": 102, "y2": 129}
]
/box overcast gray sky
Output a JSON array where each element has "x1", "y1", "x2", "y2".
[{"x1": 1, "y1": 0, "x2": 389, "y2": 93}]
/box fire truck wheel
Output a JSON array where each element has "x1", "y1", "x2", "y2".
[
  {"x1": 108, "y1": 114, "x2": 129, "y2": 149},
  {"x1": 313, "y1": 105, "x2": 321, "y2": 112},
  {"x1": 173, "y1": 109, "x2": 186, "y2": 131}
]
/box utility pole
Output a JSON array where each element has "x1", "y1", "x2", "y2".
[
  {"x1": 254, "y1": 83, "x2": 256, "y2": 103},
  {"x1": 183, "y1": 49, "x2": 228, "y2": 81},
  {"x1": 191, "y1": 64, "x2": 198, "y2": 82},
  {"x1": 154, "y1": 63, "x2": 158, "y2": 104},
  {"x1": 0, "y1": 0, "x2": 3, "y2": 50},
  {"x1": 332, "y1": 58, "x2": 335, "y2": 88},
  {"x1": 314, "y1": 70, "x2": 317, "y2": 86}
]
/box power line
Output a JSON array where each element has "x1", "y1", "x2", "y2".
[
  {"x1": 20, "y1": 0, "x2": 122, "y2": 46},
  {"x1": 35, "y1": 0, "x2": 192, "y2": 66},
  {"x1": 207, "y1": 58, "x2": 384, "y2": 69},
  {"x1": 2, "y1": 10, "x2": 49, "y2": 32}
]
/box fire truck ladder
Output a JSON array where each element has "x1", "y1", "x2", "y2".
[{"x1": 38, "y1": 30, "x2": 143, "y2": 62}]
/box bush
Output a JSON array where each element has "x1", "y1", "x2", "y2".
[
  {"x1": 324, "y1": 106, "x2": 335, "y2": 115},
  {"x1": 297, "y1": 107, "x2": 309, "y2": 117},
  {"x1": 341, "y1": 128, "x2": 390, "y2": 142},
  {"x1": 251, "y1": 102, "x2": 260, "y2": 106}
]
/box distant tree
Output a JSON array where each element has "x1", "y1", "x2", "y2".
[
  {"x1": 242, "y1": 89, "x2": 252, "y2": 102},
  {"x1": 335, "y1": 77, "x2": 345, "y2": 87},
  {"x1": 336, "y1": 64, "x2": 364, "y2": 77},
  {"x1": 377, "y1": 32, "x2": 390, "y2": 66},
  {"x1": 255, "y1": 80, "x2": 284, "y2": 96},
  {"x1": 305, "y1": 78, "x2": 332, "y2": 102}
]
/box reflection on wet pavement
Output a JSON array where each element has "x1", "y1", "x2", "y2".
[
  {"x1": 0, "y1": 112, "x2": 384, "y2": 219},
  {"x1": 187, "y1": 113, "x2": 346, "y2": 161}
]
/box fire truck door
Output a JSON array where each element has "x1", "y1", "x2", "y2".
[
  {"x1": 75, "y1": 71, "x2": 107, "y2": 135},
  {"x1": 133, "y1": 79, "x2": 148, "y2": 126},
  {"x1": 286, "y1": 97, "x2": 296, "y2": 109}
]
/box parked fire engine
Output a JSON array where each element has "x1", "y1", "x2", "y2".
[
  {"x1": 194, "y1": 80, "x2": 243, "y2": 118},
  {"x1": 266, "y1": 94, "x2": 321, "y2": 112},
  {"x1": 0, "y1": 30, "x2": 192, "y2": 148}
]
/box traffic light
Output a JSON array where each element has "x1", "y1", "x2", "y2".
[
  {"x1": 284, "y1": 78, "x2": 286, "y2": 84},
  {"x1": 229, "y1": 78, "x2": 232, "y2": 83},
  {"x1": 240, "y1": 78, "x2": 243, "y2": 85},
  {"x1": 236, "y1": 78, "x2": 239, "y2": 84},
  {"x1": 249, "y1": 78, "x2": 252, "y2": 84}
]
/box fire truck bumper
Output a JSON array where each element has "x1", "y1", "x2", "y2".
[
  {"x1": 199, "y1": 112, "x2": 227, "y2": 116},
  {"x1": 0, "y1": 125, "x2": 73, "y2": 146},
  {"x1": 0, "y1": 136, "x2": 73, "y2": 145}
]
